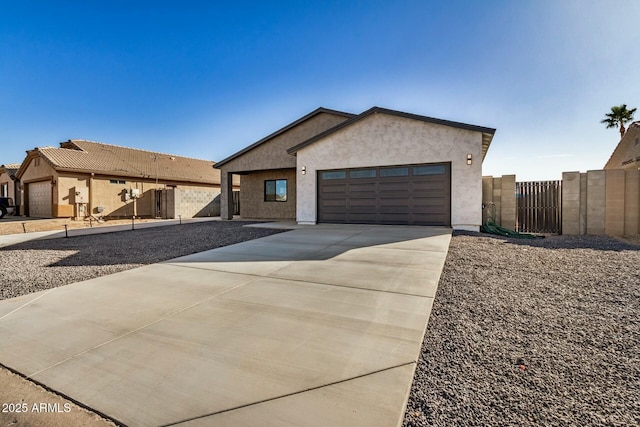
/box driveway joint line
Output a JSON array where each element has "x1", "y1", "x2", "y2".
[
  {"x1": 0, "y1": 288, "x2": 57, "y2": 322},
  {"x1": 165, "y1": 262, "x2": 433, "y2": 298},
  {"x1": 25, "y1": 275, "x2": 262, "y2": 379},
  {"x1": 159, "y1": 361, "x2": 417, "y2": 427}
]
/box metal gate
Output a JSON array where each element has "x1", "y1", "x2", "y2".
[{"x1": 516, "y1": 180, "x2": 562, "y2": 234}]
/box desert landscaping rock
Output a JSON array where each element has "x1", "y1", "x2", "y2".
[
  {"x1": 2, "y1": 224, "x2": 639, "y2": 426},
  {"x1": 403, "y1": 232, "x2": 640, "y2": 427},
  {"x1": 0, "y1": 221, "x2": 284, "y2": 300}
]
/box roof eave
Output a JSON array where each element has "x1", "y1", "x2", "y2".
[{"x1": 287, "y1": 106, "x2": 497, "y2": 155}]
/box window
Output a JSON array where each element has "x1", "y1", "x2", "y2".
[
  {"x1": 264, "y1": 179, "x2": 287, "y2": 202},
  {"x1": 321, "y1": 171, "x2": 346, "y2": 180},
  {"x1": 379, "y1": 167, "x2": 409, "y2": 177},
  {"x1": 413, "y1": 165, "x2": 446, "y2": 175},
  {"x1": 110, "y1": 179, "x2": 126, "y2": 184},
  {"x1": 349, "y1": 169, "x2": 376, "y2": 179},
  {"x1": 34, "y1": 158, "x2": 40, "y2": 167}
]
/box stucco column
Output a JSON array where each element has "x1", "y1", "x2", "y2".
[{"x1": 220, "y1": 171, "x2": 234, "y2": 220}]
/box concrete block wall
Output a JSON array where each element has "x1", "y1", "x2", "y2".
[
  {"x1": 624, "y1": 170, "x2": 639, "y2": 235},
  {"x1": 163, "y1": 188, "x2": 221, "y2": 219},
  {"x1": 500, "y1": 175, "x2": 517, "y2": 231},
  {"x1": 561, "y1": 172, "x2": 581, "y2": 235},
  {"x1": 562, "y1": 169, "x2": 639, "y2": 236},
  {"x1": 486, "y1": 170, "x2": 639, "y2": 236},
  {"x1": 481, "y1": 175, "x2": 516, "y2": 229}
]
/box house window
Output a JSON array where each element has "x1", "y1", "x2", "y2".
[
  {"x1": 110, "y1": 179, "x2": 126, "y2": 184},
  {"x1": 0, "y1": 183, "x2": 7, "y2": 197},
  {"x1": 413, "y1": 165, "x2": 446, "y2": 175},
  {"x1": 264, "y1": 179, "x2": 287, "y2": 202},
  {"x1": 380, "y1": 167, "x2": 409, "y2": 177},
  {"x1": 349, "y1": 169, "x2": 376, "y2": 179},
  {"x1": 321, "y1": 171, "x2": 346, "y2": 180}
]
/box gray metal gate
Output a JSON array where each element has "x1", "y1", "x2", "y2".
[{"x1": 516, "y1": 180, "x2": 562, "y2": 234}]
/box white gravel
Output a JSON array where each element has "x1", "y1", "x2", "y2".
[
  {"x1": 403, "y1": 232, "x2": 640, "y2": 427},
  {"x1": 0, "y1": 221, "x2": 284, "y2": 300}
]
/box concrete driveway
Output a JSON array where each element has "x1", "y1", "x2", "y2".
[{"x1": 0, "y1": 224, "x2": 451, "y2": 427}]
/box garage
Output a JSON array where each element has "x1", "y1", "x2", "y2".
[
  {"x1": 28, "y1": 180, "x2": 52, "y2": 218},
  {"x1": 318, "y1": 162, "x2": 451, "y2": 225}
]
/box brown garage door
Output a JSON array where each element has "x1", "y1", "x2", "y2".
[{"x1": 318, "y1": 163, "x2": 451, "y2": 225}]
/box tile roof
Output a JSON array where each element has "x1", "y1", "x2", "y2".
[
  {"x1": 33, "y1": 140, "x2": 218, "y2": 184},
  {"x1": 0, "y1": 163, "x2": 21, "y2": 175}
]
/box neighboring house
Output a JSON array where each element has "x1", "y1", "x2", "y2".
[
  {"x1": 217, "y1": 106, "x2": 495, "y2": 231},
  {"x1": 604, "y1": 121, "x2": 640, "y2": 170},
  {"x1": 15, "y1": 140, "x2": 238, "y2": 219},
  {"x1": 0, "y1": 163, "x2": 20, "y2": 208}
]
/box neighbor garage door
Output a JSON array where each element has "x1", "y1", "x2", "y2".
[
  {"x1": 318, "y1": 163, "x2": 451, "y2": 225},
  {"x1": 28, "y1": 181, "x2": 52, "y2": 218}
]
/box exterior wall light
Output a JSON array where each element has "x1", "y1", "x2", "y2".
[
  {"x1": 301, "y1": 166, "x2": 306, "y2": 175},
  {"x1": 466, "y1": 154, "x2": 473, "y2": 165}
]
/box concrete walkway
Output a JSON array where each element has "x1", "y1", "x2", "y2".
[
  {"x1": 0, "y1": 224, "x2": 451, "y2": 427},
  {"x1": 0, "y1": 217, "x2": 220, "y2": 247}
]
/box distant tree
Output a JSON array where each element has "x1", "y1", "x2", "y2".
[{"x1": 601, "y1": 104, "x2": 637, "y2": 138}]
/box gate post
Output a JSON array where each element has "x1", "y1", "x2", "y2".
[{"x1": 501, "y1": 175, "x2": 517, "y2": 231}]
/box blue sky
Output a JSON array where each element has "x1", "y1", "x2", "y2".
[{"x1": 1, "y1": 0, "x2": 639, "y2": 181}]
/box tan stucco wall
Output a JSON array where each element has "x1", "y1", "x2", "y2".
[
  {"x1": 239, "y1": 169, "x2": 296, "y2": 219},
  {"x1": 219, "y1": 112, "x2": 350, "y2": 173},
  {"x1": 295, "y1": 113, "x2": 485, "y2": 231},
  {"x1": 88, "y1": 179, "x2": 220, "y2": 218},
  {"x1": 0, "y1": 172, "x2": 16, "y2": 200},
  {"x1": 604, "y1": 123, "x2": 640, "y2": 170}
]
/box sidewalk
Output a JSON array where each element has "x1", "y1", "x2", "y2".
[{"x1": 0, "y1": 217, "x2": 220, "y2": 248}]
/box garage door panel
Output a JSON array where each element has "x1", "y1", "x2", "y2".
[
  {"x1": 348, "y1": 199, "x2": 377, "y2": 208},
  {"x1": 347, "y1": 214, "x2": 378, "y2": 223},
  {"x1": 321, "y1": 200, "x2": 347, "y2": 208},
  {"x1": 321, "y1": 185, "x2": 347, "y2": 194},
  {"x1": 378, "y1": 213, "x2": 411, "y2": 223},
  {"x1": 28, "y1": 181, "x2": 52, "y2": 218},
  {"x1": 379, "y1": 182, "x2": 411, "y2": 192},
  {"x1": 349, "y1": 183, "x2": 377, "y2": 192},
  {"x1": 413, "y1": 196, "x2": 447, "y2": 205},
  {"x1": 412, "y1": 181, "x2": 446, "y2": 191},
  {"x1": 318, "y1": 163, "x2": 450, "y2": 226},
  {"x1": 321, "y1": 213, "x2": 348, "y2": 222}
]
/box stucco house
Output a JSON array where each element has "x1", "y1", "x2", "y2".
[
  {"x1": 15, "y1": 140, "x2": 238, "y2": 219},
  {"x1": 217, "y1": 106, "x2": 495, "y2": 231},
  {"x1": 604, "y1": 121, "x2": 640, "y2": 170},
  {"x1": 0, "y1": 163, "x2": 20, "y2": 205}
]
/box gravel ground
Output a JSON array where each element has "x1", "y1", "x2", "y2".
[
  {"x1": 0, "y1": 221, "x2": 285, "y2": 300},
  {"x1": 403, "y1": 232, "x2": 640, "y2": 427}
]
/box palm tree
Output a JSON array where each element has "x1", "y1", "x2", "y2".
[{"x1": 601, "y1": 104, "x2": 637, "y2": 138}]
